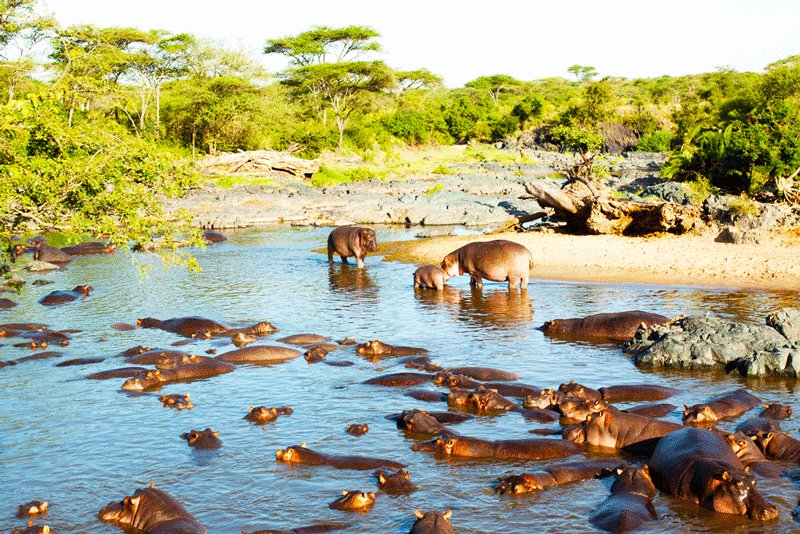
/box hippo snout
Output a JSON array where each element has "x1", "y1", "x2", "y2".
[{"x1": 748, "y1": 493, "x2": 780, "y2": 521}]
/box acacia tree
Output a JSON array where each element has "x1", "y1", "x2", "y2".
[
  {"x1": 465, "y1": 74, "x2": 521, "y2": 105},
  {"x1": 265, "y1": 25, "x2": 395, "y2": 148},
  {"x1": 0, "y1": 0, "x2": 55, "y2": 102}
]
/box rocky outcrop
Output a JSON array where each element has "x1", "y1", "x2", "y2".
[{"x1": 625, "y1": 308, "x2": 800, "y2": 378}]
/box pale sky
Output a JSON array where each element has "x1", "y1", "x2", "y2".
[{"x1": 41, "y1": 0, "x2": 800, "y2": 87}]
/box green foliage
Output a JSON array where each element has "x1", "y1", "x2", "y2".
[
  {"x1": 380, "y1": 108, "x2": 451, "y2": 145},
  {"x1": 549, "y1": 124, "x2": 603, "y2": 155},
  {"x1": 727, "y1": 195, "x2": 760, "y2": 217},
  {"x1": 636, "y1": 130, "x2": 673, "y2": 152},
  {"x1": 432, "y1": 165, "x2": 453, "y2": 174},
  {"x1": 310, "y1": 165, "x2": 380, "y2": 187},
  {"x1": 511, "y1": 93, "x2": 544, "y2": 128},
  {"x1": 424, "y1": 183, "x2": 443, "y2": 196},
  {"x1": 567, "y1": 65, "x2": 597, "y2": 82}
]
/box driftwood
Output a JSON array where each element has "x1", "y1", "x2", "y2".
[
  {"x1": 197, "y1": 150, "x2": 320, "y2": 179},
  {"x1": 524, "y1": 181, "x2": 701, "y2": 236}
]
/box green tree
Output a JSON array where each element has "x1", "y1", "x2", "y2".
[
  {"x1": 567, "y1": 64, "x2": 597, "y2": 83},
  {"x1": 0, "y1": 0, "x2": 55, "y2": 102},
  {"x1": 465, "y1": 74, "x2": 522, "y2": 105}
]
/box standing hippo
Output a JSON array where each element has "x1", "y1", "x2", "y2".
[
  {"x1": 327, "y1": 226, "x2": 378, "y2": 268},
  {"x1": 414, "y1": 265, "x2": 450, "y2": 291},
  {"x1": 540, "y1": 311, "x2": 669, "y2": 342},
  {"x1": 409, "y1": 510, "x2": 454, "y2": 534},
  {"x1": 38, "y1": 285, "x2": 92, "y2": 306},
  {"x1": 588, "y1": 465, "x2": 658, "y2": 532},
  {"x1": 649, "y1": 427, "x2": 779, "y2": 520},
  {"x1": 98, "y1": 484, "x2": 207, "y2": 533},
  {"x1": 440, "y1": 239, "x2": 533, "y2": 289}
]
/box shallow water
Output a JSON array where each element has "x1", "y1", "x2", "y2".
[{"x1": 2, "y1": 226, "x2": 800, "y2": 533}]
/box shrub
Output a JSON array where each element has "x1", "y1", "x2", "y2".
[{"x1": 636, "y1": 130, "x2": 673, "y2": 152}]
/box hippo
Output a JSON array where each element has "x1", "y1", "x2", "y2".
[
  {"x1": 245, "y1": 405, "x2": 293, "y2": 424},
  {"x1": 441, "y1": 239, "x2": 533, "y2": 289},
  {"x1": 60, "y1": 241, "x2": 115, "y2": 255},
  {"x1": 181, "y1": 428, "x2": 222, "y2": 449},
  {"x1": 31, "y1": 240, "x2": 73, "y2": 264},
  {"x1": 276, "y1": 443, "x2": 405, "y2": 470},
  {"x1": 760, "y1": 403, "x2": 792, "y2": 420},
  {"x1": 404, "y1": 356, "x2": 442, "y2": 372},
  {"x1": 16, "y1": 351, "x2": 63, "y2": 362},
  {"x1": 558, "y1": 398, "x2": 610, "y2": 422},
  {"x1": 125, "y1": 349, "x2": 192, "y2": 365},
  {"x1": 621, "y1": 402, "x2": 677, "y2": 418},
  {"x1": 19, "y1": 328, "x2": 71, "y2": 346},
  {"x1": 496, "y1": 458, "x2": 625, "y2": 494},
  {"x1": 38, "y1": 285, "x2": 93, "y2": 306},
  {"x1": 588, "y1": 465, "x2": 658, "y2": 532},
  {"x1": 409, "y1": 510, "x2": 454, "y2": 534},
  {"x1": 55, "y1": 357, "x2": 104, "y2": 367},
  {"x1": 327, "y1": 225, "x2": 378, "y2": 268},
  {"x1": 328, "y1": 490, "x2": 375, "y2": 512},
  {"x1": 12, "y1": 523, "x2": 52, "y2": 534},
  {"x1": 111, "y1": 322, "x2": 136, "y2": 331},
  {"x1": 17, "y1": 501, "x2": 48, "y2": 517},
  {"x1": 375, "y1": 469, "x2": 418, "y2": 494},
  {"x1": 216, "y1": 345, "x2": 302, "y2": 364},
  {"x1": 202, "y1": 230, "x2": 227, "y2": 244},
  {"x1": 224, "y1": 321, "x2": 278, "y2": 338},
  {"x1": 405, "y1": 389, "x2": 448, "y2": 403},
  {"x1": 86, "y1": 367, "x2": 148, "y2": 379},
  {"x1": 754, "y1": 430, "x2": 800, "y2": 463},
  {"x1": 649, "y1": 427, "x2": 779, "y2": 520},
  {"x1": 160, "y1": 394, "x2": 195, "y2": 410},
  {"x1": 0, "y1": 297, "x2": 17, "y2": 308},
  {"x1": 346, "y1": 423, "x2": 369, "y2": 436},
  {"x1": 736, "y1": 416, "x2": 784, "y2": 437},
  {"x1": 683, "y1": 389, "x2": 761, "y2": 426},
  {"x1": 389, "y1": 409, "x2": 471, "y2": 434},
  {"x1": 156, "y1": 354, "x2": 212, "y2": 370},
  {"x1": 563, "y1": 408, "x2": 683, "y2": 456},
  {"x1": 724, "y1": 431, "x2": 784, "y2": 478},
  {"x1": 411, "y1": 435, "x2": 580, "y2": 461},
  {"x1": 443, "y1": 366, "x2": 518, "y2": 382},
  {"x1": 413, "y1": 265, "x2": 450, "y2": 291},
  {"x1": 303, "y1": 347, "x2": 329, "y2": 363},
  {"x1": 121, "y1": 360, "x2": 235, "y2": 391},
  {"x1": 540, "y1": 310, "x2": 669, "y2": 342},
  {"x1": 277, "y1": 333, "x2": 330, "y2": 345},
  {"x1": 136, "y1": 316, "x2": 229, "y2": 338},
  {"x1": 356, "y1": 339, "x2": 428, "y2": 357},
  {"x1": 433, "y1": 372, "x2": 480, "y2": 390},
  {"x1": 98, "y1": 483, "x2": 206, "y2": 533},
  {"x1": 363, "y1": 372, "x2": 433, "y2": 387},
  {"x1": 244, "y1": 524, "x2": 350, "y2": 534},
  {"x1": 558, "y1": 380, "x2": 680, "y2": 403},
  {"x1": 232, "y1": 332, "x2": 256, "y2": 348}
]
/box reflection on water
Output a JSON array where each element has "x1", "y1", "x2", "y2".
[{"x1": 2, "y1": 226, "x2": 800, "y2": 533}]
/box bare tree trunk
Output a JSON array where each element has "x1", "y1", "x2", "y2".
[{"x1": 155, "y1": 82, "x2": 161, "y2": 139}]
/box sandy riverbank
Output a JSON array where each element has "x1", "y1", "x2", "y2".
[{"x1": 379, "y1": 230, "x2": 800, "y2": 291}]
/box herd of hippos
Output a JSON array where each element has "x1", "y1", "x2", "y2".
[{"x1": 4, "y1": 226, "x2": 800, "y2": 533}]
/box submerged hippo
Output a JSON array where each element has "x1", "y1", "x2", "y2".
[
  {"x1": 245, "y1": 405, "x2": 293, "y2": 424},
  {"x1": 11, "y1": 522, "x2": 52, "y2": 534},
  {"x1": 327, "y1": 226, "x2": 379, "y2": 268},
  {"x1": 356, "y1": 339, "x2": 428, "y2": 357},
  {"x1": 375, "y1": 469, "x2": 419, "y2": 494},
  {"x1": 202, "y1": 230, "x2": 227, "y2": 244},
  {"x1": 61, "y1": 241, "x2": 115, "y2": 255},
  {"x1": 328, "y1": 490, "x2": 376, "y2": 512},
  {"x1": 38, "y1": 285, "x2": 92, "y2": 306},
  {"x1": 563, "y1": 408, "x2": 683, "y2": 456},
  {"x1": 98, "y1": 484, "x2": 206, "y2": 533},
  {"x1": 760, "y1": 403, "x2": 792, "y2": 420},
  {"x1": 683, "y1": 389, "x2": 761, "y2": 426},
  {"x1": 588, "y1": 465, "x2": 658, "y2": 532},
  {"x1": 159, "y1": 393, "x2": 195, "y2": 410},
  {"x1": 346, "y1": 423, "x2": 369, "y2": 436},
  {"x1": 181, "y1": 428, "x2": 222, "y2": 449},
  {"x1": 414, "y1": 265, "x2": 450, "y2": 291},
  {"x1": 0, "y1": 298, "x2": 17, "y2": 308},
  {"x1": 17, "y1": 501, "x2": 48, "y2": 517},
  {"x1": 363, "y1": 372, "x2": 433, "y2": 387},
  {"x1": 540, "y1": 311, "x2": 669, "y2": 342},
  {"x1": 31, "y1": 240, "x2": 73, "y2": 264},
  {"x1": 216, "y1": 345, "x2": 302, "y2": 364},
  {"x1": 650, "y1": 427, "x2": 779, "y2": 520},
  {"x1": 496, "y1": 458, "x2": 625, "y2": 494},
  {"x1": 276, "y1": 443, "x2": 404, "y2": 470},
  {"x1": 277, "y1": 333, "x2": 330, "y2": 345},
  {"x1": 441, "y1": 239, "x2": 533, "y2": 289},
  {"x1": 409, "y1": 510, "x2": 454, "y2": 534},
  {"x1": 724, "y1": 431, "x2": 784, "y2": 478},
  {"x1": 754, "y1": 429, "x2": 800, "y2": 463},
  {"x1": 412, "y1": 435, "x2": 579, "y2": 461},
  {"x1": 136, "y1": 316, "x2": 229, "y2": 338},
  {"x1": 121, "y1": 360, "x2": 235, "y2": 391}
]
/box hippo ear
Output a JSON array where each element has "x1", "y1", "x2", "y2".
[
  {"x1": 721, "y1": 471, "x2": 731, "y2": 481},
  {"x1": 212, "y1": 431, "x2": 219, "y2": 437},
  {"x1": 415, "y1": 510, "x2": 424, "y2": 519},
  {"x1": 641, "y1": 464, "x2": 650, "y2": 474},
  {"x1": 443, "y1": 510, "x2": 452, "y2": 520},
  {"x1": 744, "y1": 466, "x2": 751, "y2": 473},
  {"x1": 403, "y1": 470, "x2": 410, "y2": 480},
  {"x1": 683, "y1": 405, "x2": 689, "y2": 412},
  {"x1": 616, "y1": 467, "x2": 623, "y2": 475},
  {"x1": 342, "y1": 489, "x2": 348, "y2": 495},
  {"x1": 368, "y1": 492, "x2": 375, "y2": 499},
  {"x1": 185, "y1": 394, "x2": 190, "y2": 400},
  {"x1": 300, "y1": 442, "x2": 307, "y2": 448},
  {"x1": 149, "y1": 481, "x2": 155, "y2": 488},
  {"x1": 378, "y1": 474, "x2": 386, "y2": 484}
]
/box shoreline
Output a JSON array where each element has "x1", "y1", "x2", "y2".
[{"x1": 378, "y1": 230, "x2": 800, "y2": 291}]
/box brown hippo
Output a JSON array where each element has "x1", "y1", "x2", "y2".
[
  {"x1": 202, "y1": 230, "x2": 227, "y2": 244},
  {"x1": 405, "y1": 389, "x2": 448, "y2": 403},
  {"x1": 363, "y1": 372, "x2": 433, "y2": 387},
  {"x1": 441, "y1": 239, "x2": 533, "y2": 289},
  {"x1": 277, "y1": 333, "x2": 330, "y2": 345},
  {"x1": 31, "y1": 240, "x2": 73, "y2": 264},
  {"x1": 12, "y1": 522, "x2": 52, "y2": 534},
  {"x1": 55, "y1": 357, "x2": 104, "y2": 367},
  {"x1": 276, "y1": 443, "x2": 405, "y2": 470},
  {"x1": 61, "y1": 241, "x2": 115, "y2": 255},
  {"x1": 558, "y1": 380, "x2": 680, "y2": 403},
  {"x1": 327, "y1": 226, "x2": 378, "y2": 268},
  {"x1": 86, "y1": 367, "x2": 148, "y2": 379},
  {"x1": 649, "y1": 427, "x2": 779, "y2": 520},
  {"x1": 159, "y1": 393, "x2": 195, "y2": 410},
  {"x1": 390, "y1": 409, "x2": 469, "y2": 436},
  {"x1": 356, "y1": 339, "x2": 428, "y2": 357},
  {"x1": 496, "y1": 458, "x2": 625, "y2": 494},
  {"x1": 375, "y1": 469, "x2": 419, "y2": 494},
  {"x1": 754, "y1": 430, "x2": 800, "y2": 463},
  {"x1": 760, "y1": 403, "x2": 792, "y2": 420},
  {"x1": 736, "y1": 416, "x2": 784, "y2": 436},
  {"x1": 38, "y1": 285, "x2": 92, "y2": 306},
  {"x1": 181, "y1": 428, "x2": 222, "y2": 449},
  {"x1": 0, "y1": 297, "x2": 17, "y2": 308},
  {"x1": 215, "y1": 345, "x2": 302, "y2": 364},
  {"x1": 683, "y1": 389, "x2": 761, "y2": 426},
  {"x1": 409, "y1": 510, "x2": 454, "y2": 534},
  {"x1": 125, "y1": 349, "x2": 191, "y2": 365},
  {"x1": 588, "y1": 465, "x2": 658, "y2": 532},
  {"x1": 433, "y1": 371, "x2": 480, "y2": 390},
  {"x1": 346, "y1": 423, "x2": 369, "y2": 436},
  {"x1": 232, "y1": 332, "x2": 257, "y2": 348},
  {"x1": 303, "y1": 346, "x2": 329, "y2": 363},
  {"x1": 404, "y1": 356, "x2": 442, "y2": 372},
  {"x1": 563, "y1": 408, "x2": 683, "y2": 456},
  {"x1": 156, "y1": 354, "x2": 212, "y2": 370},
  {"x1": 328, "y1": 490, "x2": 376, "y2": 512},
  {"x1": 558, "y1": 398, "x2": 610, "y2": 422},
  {"x1": 724, "y1": 431, "x2": 784, "y2": 478},
  {"x1": 444, "y1": 366, "x2": 518, "y2": 382},
  {"x1": 136, "y1": 316, "x2": 230, "y2": 338},
  {"x1": 621, "y1": 402, "x2": 677, "y2": 418},
  {"x1": 414, "y1": 265, "x2": 450, "y2": 291},
  {"x1": 411, "y1": 435, "x2": 580, "y2": 461},
  {"x1": 17, "y1": 501, "x2": 48, "y2": 517},
  {"x1": 540, "y1": 310, "x2": 669, "y2": 342},
  {"x1": 244, "y1": 523, "x2": 350, "y2": 534},
  {"x1": 245, "y1": 405, "x2": 293, "y2": 424},
  {"x1": 99, "y1": 483, "x2": 206, "y2": 533},
  {"x1": 121, "y1": 360, "x2": 236, "y2": 391}
]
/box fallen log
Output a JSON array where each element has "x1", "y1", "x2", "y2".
[{"x1": 197, "y1": 150, "x2": 320, "y2": 179}]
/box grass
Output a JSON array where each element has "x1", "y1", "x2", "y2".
[{"x1": 211, "y1": 175, "x2": 273, "y2": 188}]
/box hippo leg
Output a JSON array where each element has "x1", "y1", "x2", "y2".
[
  {"x1": 434, "y1": 280, "x2": 444, "y2": 291},
  {"x1": 470, "y1": 276, "x2": 483, "y2": 288},
  {"x1": 356, "y1": 257, "x2": 365, "y2": 268},
  {"x1": 340, "y1": 255, "x2": 349, "y2": 264},
  {"x1": 328, "y1": 251, "x2": 334, "y2": 263}
]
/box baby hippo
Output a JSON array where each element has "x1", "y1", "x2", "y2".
[
  {"x1": 159, "y1": 393, "x2": 194, "y2": 410},
  {"x1": 441, "y1": 239, "x2": 533, "y2": 289},
  {"x1": 414, "y1": 265, "x2": 450, "y2": 291},
  {"x1": 327, "y1": 226, "x2": 378, "y2": 268},
  {"x1": 375, "y1": 469, "x2": 419, "y2": 494},
  {"x1": 328, "y1": 490, "x2": 376, "y2": 512}
]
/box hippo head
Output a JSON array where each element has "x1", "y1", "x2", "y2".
[
  {"x1": 356, "y1": 340, "x2": 386, "y2": 354},
  {"x1": 540, "y1": 320, "x2": 563, "y2": 334},
  {"x1": 447, "y1": 389, "x2": 470, "y2": 408},
  {"x1": 181, "y1": 428, "x2": 220, "y2": 448},
  {"x1": 611, "y1": 465, "x2": 656, "y2": 498},
  {"x1": 246, "y1": 406, "x2": 278, "y2": 423},
  {"x1": 524, "y1": 388, "x2": 560, "y2": 409},
  {"x1": 752, "y1": 431, "x2": 779, "y2": 452},
  {"x1": 73, "y1": 285, "x2": 93, "y2": 296},
  {"x1": 359, "y1": 229, "x2": 379, "y2": 253},
  {"x1": 275, "y1": 443, "x2": 307, "y2": 462},
  {"x1": 377, "y1": 469, "x2": 411, "y2": 489},
  {"x1": 558, "y1": 380, "x2": 588, "y2": 399},
  {"x1": 761, "y1": 403, "x2": 792, "y2": 419},
  {"x1": 136, "y1": 317, "x2": 162, "y2": 329},
  {"x1": 346, "y1": 423, "x2": 368, "y2": 435},
  {"x1": 304, "y1": 347, "x2": 328, "y2": 363},
  {"x1": 703, "y1": 469, "x2": 779, "y2": 520},
  {"x1": 98, "y1": 489, "x2": 145, "y2": 525},
  {"x1": 121, "y1": 370, "x2": 162, "y2": 391},
  {"x1": 560, "y1": 398, "x2": 609, "y2": 421},
  {"x1": 440, "y1": 253, "x2": 462, "y2": 277},
  {"x1": 410, "y1": 438, "x2": 439, "y2": 452},
  {"x1": 232, "y1": 332, "x2": 256, "y2": 348},
  {"x1": 18, "y1": 501, "x2": 48, "y2": 516},
  {"x1": 683, "y1": 404, "x2": 718, "y2": 426},
  {"x1": 250, "y1": 321, "x2": 278, "y2": 336},
  {"x1": 398, "y1": 410, "x2": 441, "y2": 434},
  {"x1": 496, "y1": 474, "x2": 542, "y2": 494},
  {"x1": 332, "y1": 490, "x2": 376, "y2": 510}
]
